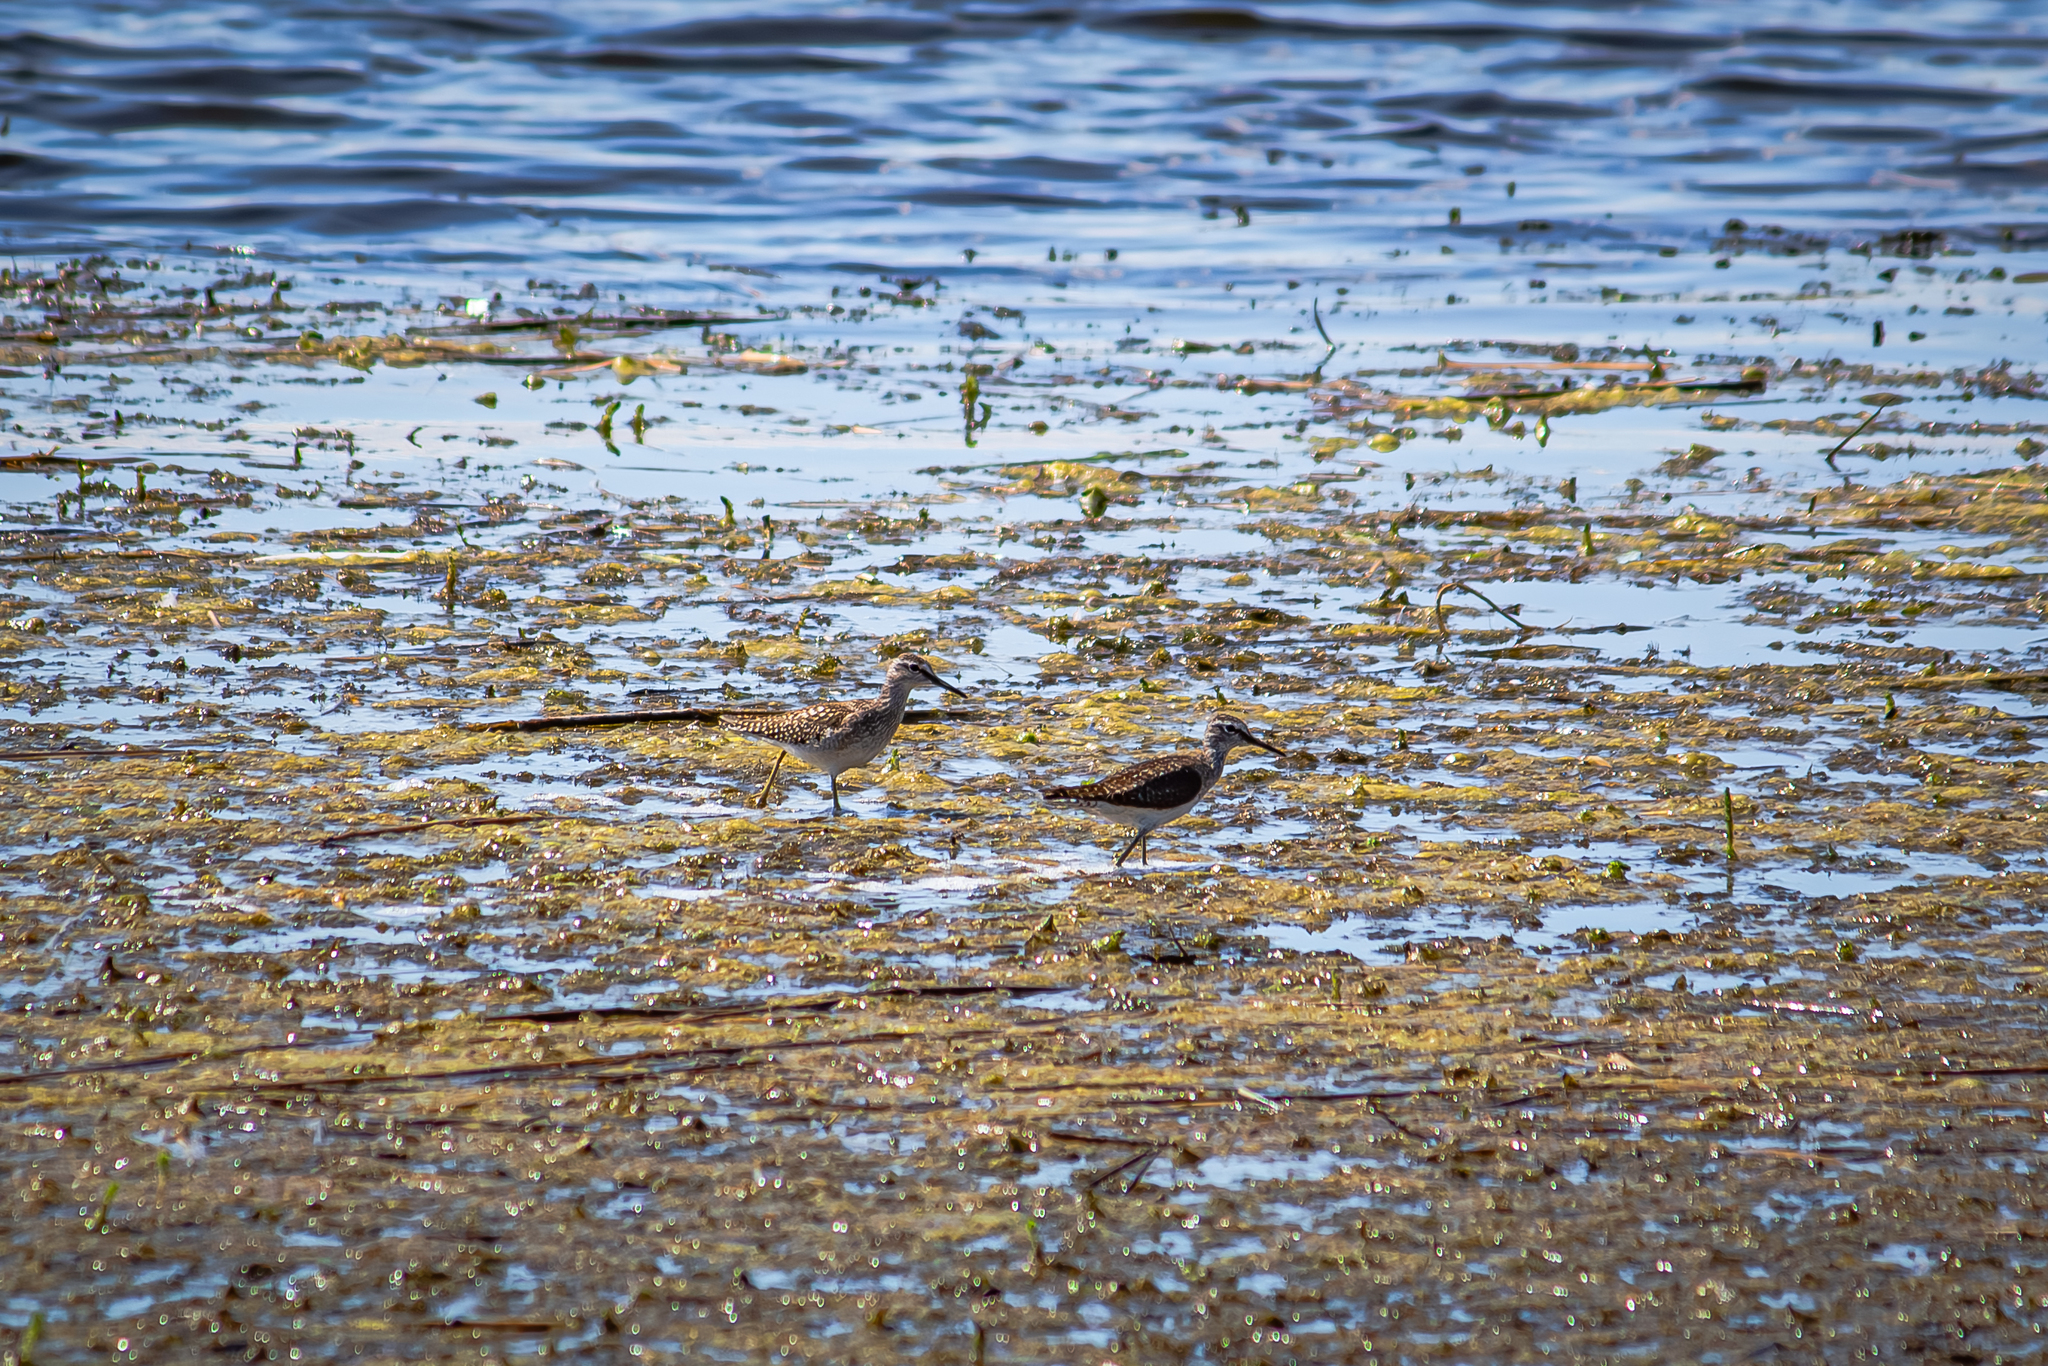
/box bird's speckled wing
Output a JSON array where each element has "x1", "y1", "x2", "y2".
[
  {"x1": 718, "y1": 700, "x2": 861, "y2": 746},
  {"x1": 1042, "y1": 752, "x2": 1204, "y2": 810}
]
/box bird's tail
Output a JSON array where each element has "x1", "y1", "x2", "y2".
[{"x1": 1040, "y1": 785, "x2": 1093, "y2": 802}]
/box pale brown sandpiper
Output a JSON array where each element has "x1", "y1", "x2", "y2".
[{"x1": 718, "y1": 652, "x2": 966, "y2": 815}]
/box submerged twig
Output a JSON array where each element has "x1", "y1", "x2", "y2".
[
  {"x1": 0, "y1": 1031, "x2": 371, "y2": 1089},
  {"x1": 1413, "y1": 375, "x2": 1764, "y2": 405},
  {"x1": 253, "y1": 1024, "x2": 1021, "y2": 1095},
  {"x1": 0, "y1": 445, "x2": 67, "y2": 469},
  {"x1": 314, "y1": 812, "x2": 556, "y2": 844},
  {"x1": 0, "y1": 744, "x2": 233, "y2": 761},
  {"x1": 1366, "y1": 1095, "x2": 1421, "y2": 1139},
  {"x1": 1549, "y1": 622, "x2": 1653, "y2": 637},
  {"x1": 1087, "y1": 1084, "x2": 1410, "y2": 1109},
  {"x1": 1440, "y1": 358, "x2": 1656, "y2": 373},
  {"x1": 912, "y1": 448, "x2": 1187, "y2": 475},
  {"x1": 1887, "y1": 1062, "x2": 2048, "y2": 1079},
  {"x1": 1235, "y1": 1085, "x2": 1283, "y2": 1113},
  {"x1": 1310, "y1": 297, "x2": 1338, "y2": 374},
  {"x1": 1822, "y1": 394, "x2": 1899, "y2": 469},
  {"x1": 466, "y1": 706, "x2": 721, "y2": 733},
  {"x1": 1044, "y1": 1129, "x2": 1157, "y2": 1148},
  {"x1": 1085, "y1": 1144, "x2": 1163, "y2": 1192},
  {"x1": 1893, "y1": 669, "x2": 2048, "y2": 694},
  {"x1": 0, "y1": 1047, "x2": 207, "y2": 1087},
  {"x1": 414, "y1": 309, "x2": 779, "y2": 337},
  {"x1": 1434, "y1": 579, "x2": 1536, "y2": 644},
  {"x1": 486, "y1": 1000, "x2": 842, "y2": 1027},
  {"x1": 465, "y1": 704, "x2": 973, "y2": 733},
  {"x1": 1743, "y1": 999, "x2": 1884, "y2": 1021}
]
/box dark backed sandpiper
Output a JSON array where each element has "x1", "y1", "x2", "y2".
[{"x1": 1041, "y1": 712, "x2": 1283, "y2": 867}]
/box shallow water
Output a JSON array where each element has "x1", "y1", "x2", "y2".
[{"x1": 5, "y1": 4, "x2": 2048, "y2": 1365}]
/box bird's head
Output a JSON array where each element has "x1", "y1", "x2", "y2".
[
  {"x1": 1206, "y1": 713, "x2": 1283, "y2": 757},
  {"x1": 886, "y1": 652, "x2": 967, "y2": 698}
]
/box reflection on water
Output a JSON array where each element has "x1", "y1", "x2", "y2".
[
  {"x1": 2, "y1": 8, "x2": 2045, "y2": 1361},
  {"x1": 3, "y1": 0, "x2": 2045, "y2": 289},
  {"x1": 1259, "y1": 897, "x2": 1692, "y2": 961}
]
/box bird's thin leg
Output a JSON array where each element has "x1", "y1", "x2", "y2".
[
  {"x1": 1141, "y1": 831, "x2": 1149, "y2": 866},
  {"x1": 831, "y1": 773, "x2": 843, "y2": 816},
  {"x1": 1114, "y1": 830, "x2": 1144, "y2": 868},
  {"x1": 753, "y1": 751, "x2": 785, "y2": 809}
]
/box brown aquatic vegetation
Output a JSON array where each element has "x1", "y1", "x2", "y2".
[{"x1": 2, "y1": 285, "x2": 2048, "y2": 1362}]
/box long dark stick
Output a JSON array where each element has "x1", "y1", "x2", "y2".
[
  {"x1": 1823, "y1": 395, "x2": 1897, "y2": 468},
  {"x1": 314, "y1": 812, "x2": 557, "y2": 845},
  {"x1": 466, "y1": 707, "x2": 721, "y2": 733},
  {"x1": 465, "y1": 703, "x2": 977, "y2": 734},
  {"x1": 1310, "y1": 297, "x2": 1338, "y2": 374},
  {"x1": 1434, "y1": 579, "x2": 1535, "y2": 641}
]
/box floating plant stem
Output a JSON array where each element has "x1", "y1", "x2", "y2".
[
  {"x1": 1433, "y1": 578, "x2": 1535, "y2": 644},
  {"x1": 14, "y1": 1311, "x2": 43, "y2": 1366},
  {"x1": 84, "y1": 1180, "x2": 119, "y2": 1234},
  {"x1": 1822, "y1": 392, "x2": 1899, "y2": 468},
  {"x1": 1310, "y1": 296, "x2": 1338, "y2": 373}
]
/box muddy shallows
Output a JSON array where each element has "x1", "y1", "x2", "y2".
[{"x1": 3, "y1": 259, "x2": 2048, "y2": 1364}]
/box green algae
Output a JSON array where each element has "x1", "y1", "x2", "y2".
[{"x1": 2, "y1": 270, "x2": 2048, "y2": 1364}]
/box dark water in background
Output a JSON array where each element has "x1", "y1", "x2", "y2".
[
  {"x1": 6, "y1": 16, "x2": 2048, "y2": 1336},
  {"x1": 5, "y1": 0, "x2": 2048, "y2": 292},
  {"x1": 3, "y1": 1, "x2": 2048, "y2": 732}
]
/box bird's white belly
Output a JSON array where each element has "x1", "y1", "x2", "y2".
[
  {"x1": 774, "y1": 728, "x2": 895, "y2": 777},
  {"x1": 1083, "y1": 799, "x2": 1198, "y2": 832}
]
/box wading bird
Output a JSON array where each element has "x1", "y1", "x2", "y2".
[
  {"x1": 1041, "y1": 713, "x2": 1283, "y2": 867},
  {"x1": 719, "y1": 652, "x2": 966, "y2": 815}
]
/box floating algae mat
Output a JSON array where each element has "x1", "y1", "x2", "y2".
[
  {"x1": 3, "y1": 243, "x2": 2046, "y2": 1366},
  {"x1": 4, "y1": 248, "x2": 2048, "y2": 1366}
]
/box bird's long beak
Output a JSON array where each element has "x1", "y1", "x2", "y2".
[
  {"x1": 1249, "y1": 731, "x2": 1284, "y2": 756},
  {"x1": 931, "y1": 671, "x2": 968, "y2": 699}
]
